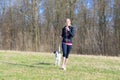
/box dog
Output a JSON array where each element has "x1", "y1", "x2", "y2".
[{"x1": 53, "y1": 51, "x2": 61, "y2": 66}]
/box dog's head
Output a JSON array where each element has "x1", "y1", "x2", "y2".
[
  {"x1": 53, "y1": 51, "x2": 60, "y2": 57},
  {"x1": 54, "y1": 51, "x2": 59, "y2": 54}
]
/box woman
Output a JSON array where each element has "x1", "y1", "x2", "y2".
[{"x1": 61, "y1": 18, "x2": 74, "y2": 70}]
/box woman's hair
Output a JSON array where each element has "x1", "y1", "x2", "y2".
[{"x1": 66, "y1": 18, "x2": 71, "y2": 22}]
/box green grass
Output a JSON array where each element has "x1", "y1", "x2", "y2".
[{"x1": 0, "y1": 51, "x2": 120, "y2": 80}]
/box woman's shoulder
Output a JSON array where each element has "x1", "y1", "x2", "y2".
[
  {"x1": 70, "y1": 26, "x2": 74, "y2": 29},
  {"x1": 62, "y1": 26, "x2": 74, "y2": 29},
  {"x1": 62, "y1": 26, "x2": 66, "y2": 29}
]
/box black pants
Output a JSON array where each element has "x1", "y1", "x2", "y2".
[{"x1": 62, "y1": 43, "x2": 72, "y2": 58}]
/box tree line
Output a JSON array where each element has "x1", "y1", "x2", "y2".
[{"x1": 0, "y1": 0, "x2": 120, "y2": 56}]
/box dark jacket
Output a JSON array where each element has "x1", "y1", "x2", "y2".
[{"x1": 61, "y1": 26, "x2": 74, "y2": 43}]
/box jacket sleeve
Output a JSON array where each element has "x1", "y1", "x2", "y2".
[{"x1": 68, "y1": 27, "x2": 74, "y2": 37}]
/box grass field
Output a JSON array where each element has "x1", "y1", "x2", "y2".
[{"x1": 0, "y1": 51, "x2": 120, "y2": 80}]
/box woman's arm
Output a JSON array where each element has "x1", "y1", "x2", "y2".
[{"x1": 68, "y1": 27, "x2": 74, "y2": 37}]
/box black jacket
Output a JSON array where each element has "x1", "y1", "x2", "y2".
[{"x1": 61, "y1": 26, "x2": 74, "y2": 43}]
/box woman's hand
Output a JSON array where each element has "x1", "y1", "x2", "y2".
[
  {"x1": 66, "y1": 26, "x2": 70, "y2": 31},
  {"x1": 60, "y1": 36, "x2": 62, "y2": 38}
]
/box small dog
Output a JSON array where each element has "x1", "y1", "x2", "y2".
[{"x1": 53, "y1": 51, "x2": 61, "y2": 66}]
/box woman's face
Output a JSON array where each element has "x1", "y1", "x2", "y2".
[{"x1": 66, "y1": 19, "x2": 71, "y2": 26}]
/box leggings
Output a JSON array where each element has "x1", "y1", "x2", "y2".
[{"x1": 62, "y1": 43, "x2": 72, "y2": 58}]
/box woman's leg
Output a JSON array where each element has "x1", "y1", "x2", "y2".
[
  {"x1": 66, "y1": 45, "x2": 72, "y2": 58},
  {"x1": 64, "y1": 45, "x2": 72, "y2": 70},
  {"x1": 61, "y1": 43, "x2": 67, "y2": 69},
  {"x1": 62, "y1": 57, "x2": 65, "y2": 68}
]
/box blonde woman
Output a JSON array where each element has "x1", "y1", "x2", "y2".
[{"x1": 61, "y1": 18, "x2": 74, "y2": 70}]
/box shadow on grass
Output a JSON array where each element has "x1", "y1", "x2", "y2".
[
  {"x1": 35, "y1": 62, "x2": 52, "y2": 65},
  {"x1": 2, "y1": 61, "x2": 53, "y2": 68}
]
